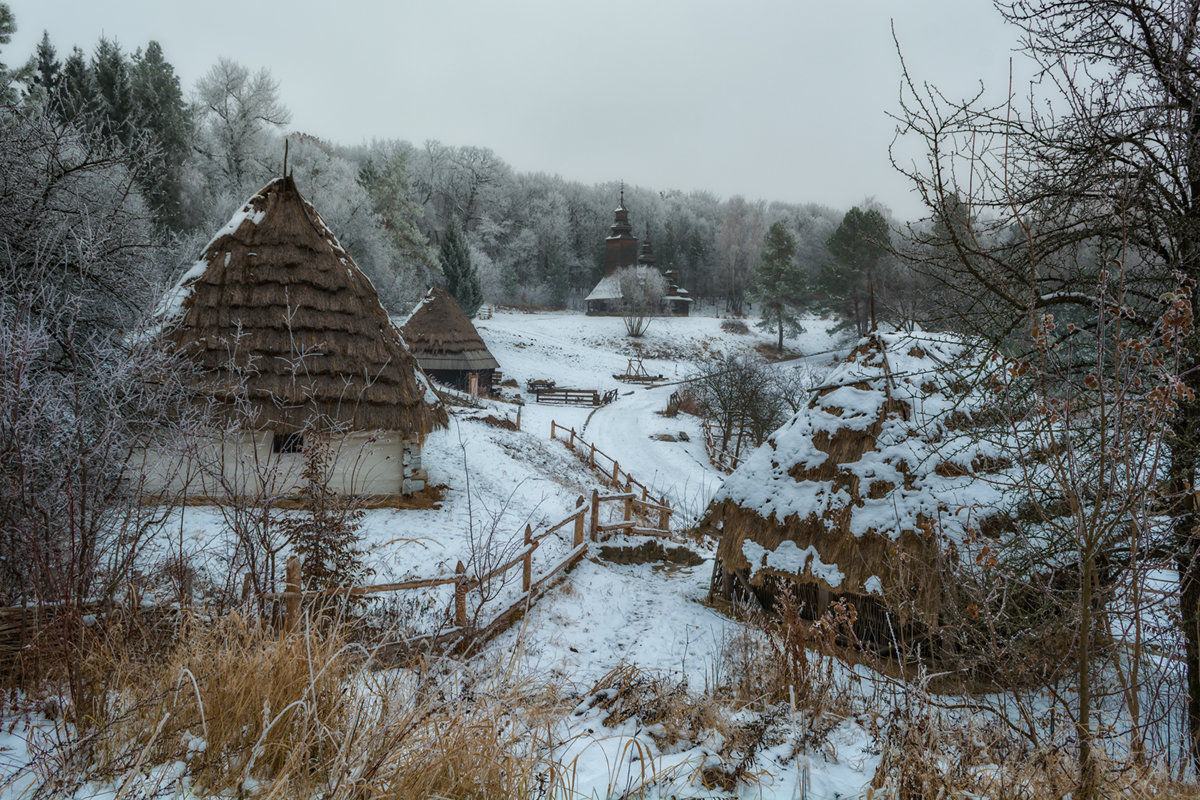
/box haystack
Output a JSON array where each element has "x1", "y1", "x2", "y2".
[
  {"x1": 401, "y1": 288, "x2": 500, "y2": 395},
  {"x1": 145, "y1": 175, "x2": 447, "y2": 498},
  {"x1": 706, "y1": 331, "x2": 1012, "y2": 638}
]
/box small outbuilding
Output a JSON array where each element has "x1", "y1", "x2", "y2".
[
  {"x1": 143, "y1": 175, "x2": 447, "y2": 499},
  {"x1": 401, "y1": 287, "x2": 501, "y2": 396},
  {"x1": 704, "y1": 331, "x2": 1012, "y2": 646}
]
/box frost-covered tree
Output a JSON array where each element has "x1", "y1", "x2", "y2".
[
  {"x1": 617, "y1": 265, "x2": 666, "y2": 337},
  {"x1": 715, "y1": 196, "x2": 766, "y2": 315},
  {"x1": 359, "y1": 143, "x2": 439, "y2": 286},
  {"x1": 193, "y1": 58, "x2": 290, "y2": 195},
  {"x1": 0, "y1": 104, "x2": 182, "y2": 636},
  {"x1": 752, "y1": 221, "x2": 805, "y2": 354},
  {"x1": 92, "y1": 37, "x2": 133, "y2": 145}
]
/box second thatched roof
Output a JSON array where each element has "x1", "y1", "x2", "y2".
[
  {"x1": 155, "y1": 175, "x2": 448, "y2": 438},
  {"x1": 401, "y1": 288, "x2": 500, "y2": 373}
]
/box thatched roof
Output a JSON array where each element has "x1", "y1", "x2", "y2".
[
  {"x1": 400, "y1": 288, "x2": 499, "y2": 373},
  {"x1": 155, "y1": 176, "x2": 448, "y2": 438},
  {"x1": 707, "y1": 331, "x2": 1011, "y2": 623}
]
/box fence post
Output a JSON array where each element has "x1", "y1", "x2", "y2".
[
  {"x1": 550, "y1": 420, "x2": 556, "y2": 439},
  {"x1": 589, "y1": 443, "x2": 596, "y2": 468},
  {"x1": 573, "y1": 496, "x2": 585, "y2": 548},
  {"x1": 590, "y1": 488, "x2": 600, "y2": 542},
  {"x1": 455, "y1": 560, "x2": 467, "y2": 628},
  {"x1": 284, "y1": 555, "x2": 300, "y2": 633},
  {"x1": 613, "y1": 459, "x2": 620, "y2": 483},
  {"x1": 523, "y1": 525, "x2": 533, "y2": 593},
  {"x1": 624, "y1": 492, "x2": 633, "y2": 529},
  {"x1": 570, "y1": 428, "x2": 576, "y2": 449},
  {"x1": 659, "y1": 499, "x2": 671, "y2": 533}
]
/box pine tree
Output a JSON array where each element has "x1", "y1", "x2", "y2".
[
  {"x1": 57, "y1": 47, "x2": 98, "y2": 125},
  {"x1": 32, "y1": 31, "x2": 58, "y2": 94},
  {"x1": 130, "y1": 41, "x2": 191, "y2": 229},
  {"x1": 821, "y1": 206, "x2": 890, "y2": 336},
  {"x1": 92, "y1": 37, "x2": 133, "y2": 144},
  {"x1": 751, "y1": 221, "x2": 805, "y2": 354},
  {"x1": 440, "y1": 223, "x2": 483, "y2": 316},
  {"x1": 277, "y1": 442, "x2": 371, "y2": 598},
  {"x1": 360, "y1": 150, "x2": 439, "y2": 281}
]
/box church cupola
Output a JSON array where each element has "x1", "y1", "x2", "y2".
[{"x1": 604, "y1": 183, "x2": 639, "y2": 274}]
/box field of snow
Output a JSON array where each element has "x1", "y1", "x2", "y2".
[{"x1": 5, "y1": 309, "x2": 892, "y2": 799}]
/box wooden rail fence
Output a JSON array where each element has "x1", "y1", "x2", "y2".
[
  {"x1": 271, "y1": 485, "x2": 672, "y2": 648},
  {"x1": 703, "y1": 420, "x2": 745, "y2": 474},
  {"x1": 549, "y1": 421, "x2": 672, "y2": 513},
  {"x1": 534, "y1": 387, "x2": 617, "y2": 406}
]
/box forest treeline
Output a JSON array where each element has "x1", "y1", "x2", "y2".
[{"x1": 6, "y1": 20, "x2": 917, "y2": 320}]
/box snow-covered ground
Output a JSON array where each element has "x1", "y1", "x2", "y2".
[{"x1": 4, "y1": 309, "x2": 888, "y2": 799}]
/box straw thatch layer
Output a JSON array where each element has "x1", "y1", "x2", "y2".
[
  {"x1": 401, "y1": 288, "x2": 499, "y2": 370},
  {"x1": 706, "y1": 331, "x2": 1010, "y2": 624},
  {"x1": 157, "y1": 176, "x2": 448, "y2": 437}
]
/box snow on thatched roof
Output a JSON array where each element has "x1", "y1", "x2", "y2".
[
  {"x1": 707, "y1": 330, "x2": 1012, "y2": 621},
  {"x1": 156, "y1": 176, "x2": 448, "y2": 438},
  {"x1": 400, "y1": 288, "x2": 500, "y2": 373}
]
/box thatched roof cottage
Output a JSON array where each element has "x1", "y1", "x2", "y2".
[
  {"x1": 705, "y1": 331, "x2": 1012, "y2": 645},
  {"x1": 143, "y1": 175, "x2": 447, "y2": 498},
  {"x1": 401, "y1": 288, "x2": 500, "y2": 396}
]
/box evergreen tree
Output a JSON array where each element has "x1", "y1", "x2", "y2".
[
  {"x1": 92, "y1": 37, "x2": 132, "y2": 144},
  {"x1": 360, "y1": 150, "x2": 439, "y2": 281},
  {"x1": 130, "y1": 41, "x2": 191, "y2": 229},
  {"x1": 752, "y1": 221, "x2": 805, "y2": 354},
  {"x1": 277, "y1": 442, "x2": 371, "y2": 598},
  {"x1": 32, "y1": 31, "x2": 58, "y2": 94},
  {"x1": 821, "y1": 206, "x2": 890, "y2": 336},
  {"x1": 56, "y1": 47, "x2": 98, "y2": 125},
  {"x1": 440, "y1": 223, "x2": 483, "y2": 316}
]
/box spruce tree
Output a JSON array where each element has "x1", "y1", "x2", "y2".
[
  {"x1": 751, "y1": 221, "x2": 805, "y2": 354},
  {"x1": 93, "y1": 37, "x2": 133, "y2": 144},
  {"x1": 32, "y1": 32, "x2": 58, "y2": 94},
  {"x1": 130, "y1": 41, "x2": 191, "y2": 229},
  {"x1": 57, "y1": 46, "x2": 98, "y2": 124},
  {"x1": 439, "y1": 223, "x2": 483, "y2": 316}
]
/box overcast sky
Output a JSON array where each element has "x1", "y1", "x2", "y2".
[{"x1": 6, "y1": 1, "x2": 1027, "y2": 220}]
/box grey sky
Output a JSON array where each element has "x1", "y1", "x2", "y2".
[{"x1": 6, "y1": 0, "x2": 1026, "y2": 220}]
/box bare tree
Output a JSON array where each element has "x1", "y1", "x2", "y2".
[
  {"x1": 892, "y1": 0, "x2": 1200, "y2": 779},
  {"x1": 193, "y1": 58, "x2": 291, "y2": 194},
  {"x1": 617, "y1": 265, "x2": 666, "y2": 337}
]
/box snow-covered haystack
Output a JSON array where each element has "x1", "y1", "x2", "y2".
[{"x1": 706, "y1": 330, "x2": 1012, "y2": 634}]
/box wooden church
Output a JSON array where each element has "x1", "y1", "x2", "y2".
[{"x1": 585, "y1": 189, "x2": 692, "y2": 316}]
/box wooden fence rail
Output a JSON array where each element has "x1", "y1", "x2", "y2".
[
  {"x1": 549, "y1": 421, "x2": 671, "y2": 512},
  {"x1": 703, "y1": 420, "x2": 745, "y2": 474},
  {"x1": 274, "y1": 487, "x2": 663, "y2": 645}
]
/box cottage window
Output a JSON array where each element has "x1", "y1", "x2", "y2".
[{"x1": 272, "y1": 432, "x2": 304, "y2": 454}]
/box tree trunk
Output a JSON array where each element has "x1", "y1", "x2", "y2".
[
  {"x1": 777, "y1": 307, "x2": 784, "y2": 354},
  {"x1": 1078, "y1": 547, "x2": 1096, "y2": 800},
  {"x1": 1169, "y1": 389, "x2": 1200, "y2": 773}
]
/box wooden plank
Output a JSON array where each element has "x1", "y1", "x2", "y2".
[
  {"x1": 597, "y1": 492, "x2": 636, "y2": 501},
  {"x1": 596, "y1": 521, "x2": 635, "y2": 532},
  {"x1": 530, "y1": 544, "x2": 587, "y2": 593},
  {"x1": 630, "y1": 527, "x2": 672, "y2": 536}
]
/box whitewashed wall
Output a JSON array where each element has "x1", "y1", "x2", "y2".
[{"x1": 133, "y1": 429, "x2": 427, "y2": 498}]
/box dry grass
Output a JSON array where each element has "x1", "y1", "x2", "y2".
[{"x1": 8, "y1": 615, "x2": 576, "y2": 799}]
